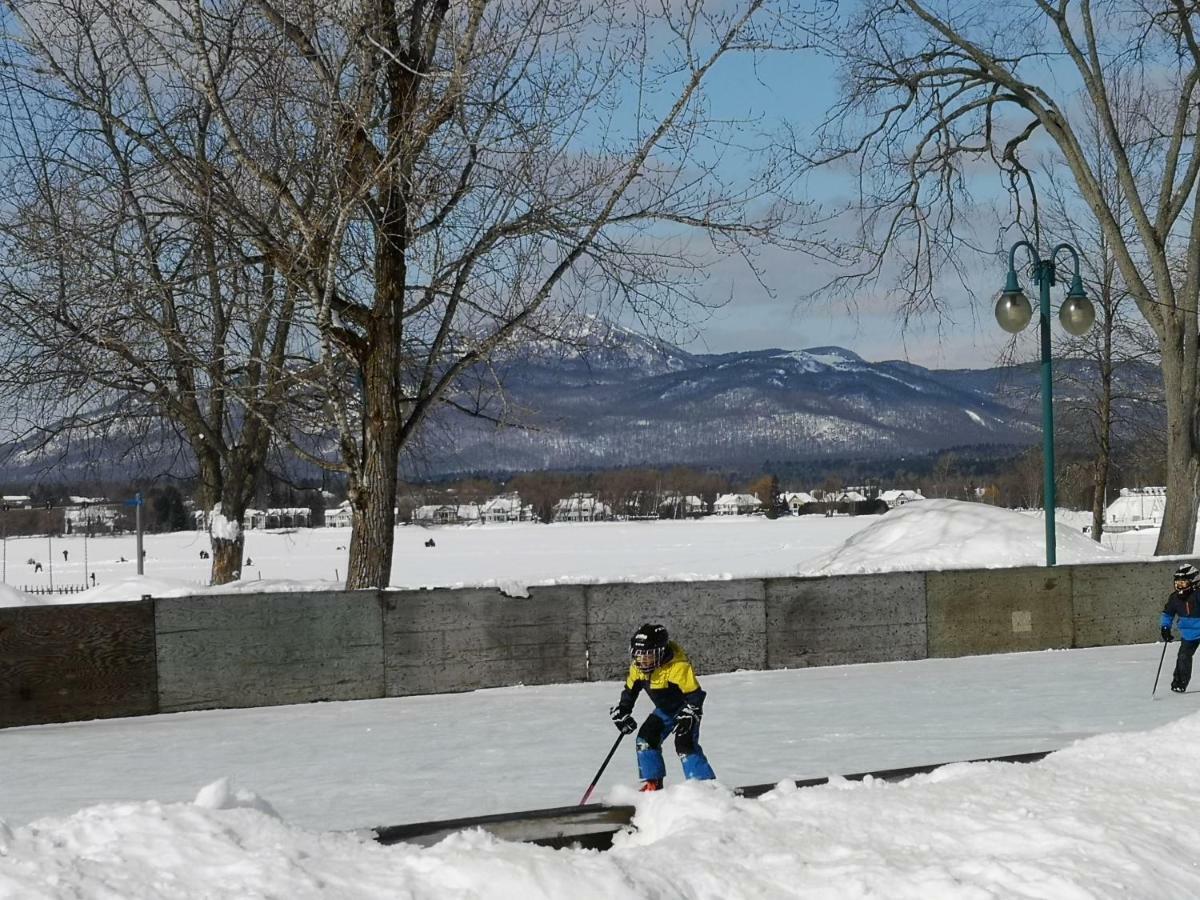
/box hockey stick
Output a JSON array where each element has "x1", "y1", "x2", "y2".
[
  {"x1": 1153, "y1": 639, "x2": 1169, "y2": 697},
  {"x1": 579, "y1": 732, "x2": 626, "y2": 805}
]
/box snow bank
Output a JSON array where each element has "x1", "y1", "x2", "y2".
[
  {"x1": 1, "y1": 712, "x2": 1197, "y2": 898},
  {"x1": 0, "y1": 584, "x2": 36, "y2": 607},
  {"x1": 798, "y1": 498, "x2": 1119, "y2": 575}
]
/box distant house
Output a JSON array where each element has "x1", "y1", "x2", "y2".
[
  {"x1": 1, "y1": 495, "x2": 32, "y2": 509},
  {"x1": 244, "y1": 507, "x2": 312, "y2": 529},
  {"x1": 553, "y1": 493, "x2": 611, "y2": 522},
  {"x1": 480, "y1": 494, "x2": 533, "y2": 523},
  {"x1": 844, "y1": 485, "x2": 880, "y2": 500},
  {"x1": 325, "y1": 500, "x2": 353, "y2": 528},
  {"x1": 713, "y1": 493, "x2": 761, "y2": 516},
  {"x1": 63, "y1": 498, "x2": 120, "y2": 533},
  {"x1": 833, "y1": 490, "x2": 867, "y2": 504},
  {"x1": 413, "y1": 504, "x2": 460, "y2": 525},
  {"x1": 658, "y1": 493, "x2": 706, "y2": 518},
  {"x1": 783, "y1": 492, "x2": 816, "y2": 514},
  {"x1": 879, "y1": 489, "x2": 925, "y2": 509},
  {"x1": 1106, "y1": 487, "x2": 1167, "y2": 531}
]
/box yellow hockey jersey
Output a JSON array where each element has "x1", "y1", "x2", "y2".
[{"x1": 619, "y1": 642, "x2": 705, "y2": 715}]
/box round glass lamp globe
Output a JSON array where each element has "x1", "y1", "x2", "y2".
[
  {"x1": 1059, "y1": 295, "x2": 1095, "y2": 336},
  {"x1": 995, "y1": 292, "x2": 1033, "y2": 333}
]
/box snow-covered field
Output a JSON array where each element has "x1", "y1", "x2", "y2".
[
  {"x1": 0, "y1": 499, "x2": 1191, "y2": 607},
  {"x1": 2, "y1": 499, "x2": 1199, "y2": 897}
]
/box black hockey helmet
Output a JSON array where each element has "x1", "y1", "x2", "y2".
[
  {"x1": 1175, "y1": 564, "x2": 1199, "y2": 587},
  {"x1": 630, "y1": 623, "x2": 670, "y2": 673}
]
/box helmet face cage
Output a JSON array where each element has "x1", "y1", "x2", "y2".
[
  {"x1": 1176, "y1": 564, "x2": 1199, "y2": 588},
  {"x1": 630, "y1": 624, "x2": 669, "y2": 673}
]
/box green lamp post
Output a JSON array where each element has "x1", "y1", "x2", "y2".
[{"x1": 996, "y1": 241, "x2": 1096, "y2": 566}]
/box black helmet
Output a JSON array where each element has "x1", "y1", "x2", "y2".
[
  {"x1": 630, "y1": 623, "x2": 670, "y2": 673},
  {"x1": 1175, "y1": 564, "x2": 1199, "y2": 587}
]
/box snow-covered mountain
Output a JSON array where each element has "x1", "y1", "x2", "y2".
[
  {"x1": 0, "y1": 320, "x2": 1161, "y2": 481},
  {"x1": 429, "y1": 324, "x2": 1159, "y2": 475}
]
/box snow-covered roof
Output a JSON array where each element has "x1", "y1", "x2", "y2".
[
  {"x1": 784, "y1": 492, "x2": 816, "y2": 504},
  {"x1": 554, "y1": 494, "x2": 610, "y2": 512},
  {"x1": 714, "y1": 493, "x2": 761, "y2": 507},
  {"x1": 482, "y1": 495, "x2": 522, "y2": 513},
  {"x1": 658, "y1": 492, "x2": 702, "y2": 504},
  {"x1": 880, "y1": 490, "x2": 925, "y2": 503},
  {"x1": 1106, "y1": 492, "x2": 1167, "y2": 523}
]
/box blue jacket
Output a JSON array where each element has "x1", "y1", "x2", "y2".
[{"x1": 1162, "y1": 588, "x2": 1200, "y2": 641}]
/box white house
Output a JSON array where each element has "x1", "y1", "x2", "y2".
[
  {"x1": 833, "y1": 490, "x2": 867, "y2": 504},
  {"x1": 1, "y1": 495, "x2": 31, "y2": 508},
  {"x1": 713, "y1": 493, "x2": 761, "y2": 515},
  {"x1": 552, "y1": 494, "x2": 612, "y2": 522},
  {"x1": 480, "y1": 494, "x2": 532, "y2": 523},
  {"x1": 413, "y1": 504, "x2": 459, "y2": 525},
  {"x1": 63, "y1": 498, "x2": 120, "y2": 532},
  {"x1": 242, "y1": 507, "x2": 312, "y2": 530},
  {"x1": 879, "y1": 489, "x2": 925, "y2": 509},
  {"x1": 1105, "y1": 487, "x2": 1167, "y2": 530},
  {"x1": 783, "y1": 491, "x2": 816, "y2": 514},
  {"x1": 325, "y1": 500, "x2": 353, "y2": 528}
]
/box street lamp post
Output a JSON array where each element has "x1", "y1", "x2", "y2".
[{"x1": 995, "y1": 241, "x2": 1096, "y2": 566}]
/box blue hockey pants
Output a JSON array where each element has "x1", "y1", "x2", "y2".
[{"x1": 635, "y1": 707, "x2": 716, "y2": 782}]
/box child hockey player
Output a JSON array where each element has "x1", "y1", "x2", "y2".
[
  {"x1": 1161, "y1": 564, "x2": 1200, "y2": 692},
  {"x1": 609, "y1": 623, "x2": 716, "y2": 791}
]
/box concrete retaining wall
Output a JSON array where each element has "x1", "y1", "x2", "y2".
[
  {"x1": 2, "y1": 556, "x2": 1197, "y2": 728},
  {"x1": 764, "y1": 573, "x2": 926, "y2": 668},
  {"x1": 1072, "y1": 560, "x2": 1181, "y2": 648},
  {"x1": 382, "y1": 585, "x2": 587, "y2": 696},
  {"x1": 584, "y1": 580, "x2": 766, "y2": 681},
  {"x1": 156, "y1": 591, "x2": 383, "y2": 712},
  {"x1": 926, "y1": 568, "x2": 1074, "y2": 658}
]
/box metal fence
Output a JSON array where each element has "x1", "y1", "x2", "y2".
[{"x1": 12, "y1": 584, "x2": 90, "y2": 596}]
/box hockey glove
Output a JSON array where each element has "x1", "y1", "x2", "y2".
[
  {"x1": 1162, "y1": 626, "x2": 1175, "y2": 643},
  {"x1": 610, "y1": 705, "x2": 637, "y2": 735},
  {"x1": 675, "y1": 704, "x2": 702, "y2": 735}
]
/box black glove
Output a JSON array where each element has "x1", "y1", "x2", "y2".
[
  {"x1": 1162, "y1": 626, "x2": 1174, "y2": 643},
  {"x1": 675, "y1": 704, "x2": 702, "y2": 734},
  {"x1": 610, "y1": 705, "x2": 636, "y2": 734}
]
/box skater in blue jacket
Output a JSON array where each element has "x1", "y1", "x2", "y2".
[
  {"x1": 1161, "y1": 564, "x2": 1200, "y2": 692},
  {"x1": 608, "y1": 623, "x2": 716, "y2": 791}
]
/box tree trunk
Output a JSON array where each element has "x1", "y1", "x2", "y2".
[
  {"x1": 345, "y1": 327, "x2": 401, "y2": 590},
  {"x1": 1091, "y1": 456, "x2": 1108, "y2": 544},
  {"x1": 1155, "y1": 347, "x2": 1200, "y2": 555},
  {"x1": 1091, "y1": 335, "x2": 1113, "y2": 543},
  {"x1": 211, "y1": 531, "x2": 246, "y2": 584}
]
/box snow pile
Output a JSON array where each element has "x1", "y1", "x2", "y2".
[
  {"x1": 2, "y1": 713, "x2": 1198, "y2": 898},
  {"x1": 798, "y1": 499, "x2": 1119, "y2": 575},
  {"x1": 193, "y1": 778, "x2": 281, "y2": 819},
  {"x1": 0, "y1": 584, "x2": 35, "y2": 606},
  {"x1": 208, "y1": 503, "x2": 241, "y2": 541}
]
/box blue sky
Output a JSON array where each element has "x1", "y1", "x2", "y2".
[{"x1": 655, "y1": 32, "x2": 1017, "y2": 370}]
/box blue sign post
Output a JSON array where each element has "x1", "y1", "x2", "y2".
[{"x1": 125, "y1": 493, "x2": 145, "y2": 575}]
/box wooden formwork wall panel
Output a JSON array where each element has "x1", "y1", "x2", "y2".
[{"x1": 0, "y1": 600, "x2": 157, "y2": 727}]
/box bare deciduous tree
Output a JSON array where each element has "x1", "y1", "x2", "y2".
[
  {"x1": 2, "y1": 0, "x2": 811, "y2": 588},
  {"x1": 1040, "y1": 111, "x2": 1161, "y2": 542},
  {"x1": 0, "y1": 15, "x2": 309, "y2": 583},
  {"x1": 808, "y1": 1, "x2": 1199, "y2": 554}
]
